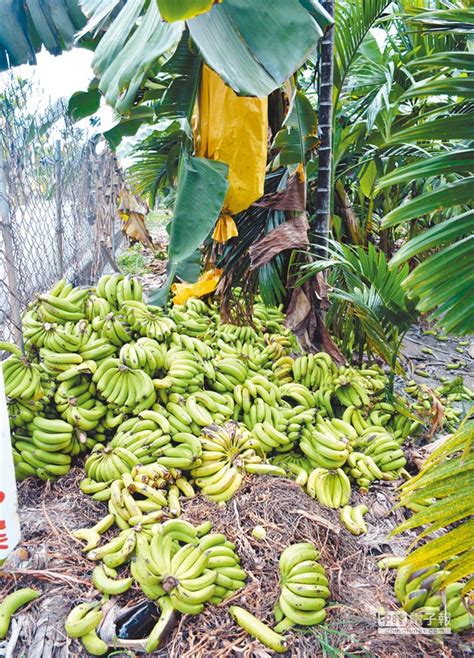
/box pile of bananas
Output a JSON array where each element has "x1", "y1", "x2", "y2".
[
  {"x1": 69, "y1": 517, "x2": 247, "y2": 653},
  {"x1": 274, "y1": 542, "x2": 330, "y2": 630},
  {"x1": 404, "y1": 378, "x2": 474, "y2": 431},
  {"x1": 395, "y1": 562, "x2": 473, "y2": 632},
  {"x1": 2, "y1": 274, "x2": 425, "y2": 504}
]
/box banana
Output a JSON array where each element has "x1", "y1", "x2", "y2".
[
  {"x1": 229, "y1": 606, "x2": 288, "y2": 653},
  {"x1": 64, "y1": 603, "x2": 103, "y2": 638}
]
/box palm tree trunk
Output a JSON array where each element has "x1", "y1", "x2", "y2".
[{"x1": 312, "y1": 0, "x2": 335, "y2": 256}]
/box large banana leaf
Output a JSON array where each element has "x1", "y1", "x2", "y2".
[
  {"x1": 0, "y1": 0, "x2": 86, "y2": 70},
  {"x1": 91, "y1": 1, "x2": 183, "y2": 113},
  {"x1": 402, "y1": 77, "x2": 474, "y2": 100},
  {"x1": 393, "y1": 419, "x2": 474, "y2": 585},
  {"x1": 149, "y1": 152, "x2": 228, "y2": 305},
  {"x1": 80, "y1": 0, "x2": 332, "y2": 114},
  {"x1": 410, "y1": 8, "x2": 474, "y2": 33},
  {"x1": 389, "y1": 210, "x2": 474, "y2": 265}
]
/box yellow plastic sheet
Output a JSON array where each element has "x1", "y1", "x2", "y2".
[
  {"x1": 194, "y1": 65, "x2": 268, "y2": 242},
  {"x1": 212, "y1": 213, "x2": 238, "y2": 243},
  {"x1": 172, "y1": 268, "x2": 223, "y2": 305}
]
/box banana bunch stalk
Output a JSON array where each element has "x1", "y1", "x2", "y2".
[{"x1": 274, "y1": 543, "x2": 330, "y2": 630}]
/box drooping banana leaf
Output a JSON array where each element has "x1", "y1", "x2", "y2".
[
  {"x1": 0, "y1": 0, "x2": 86, "y2": 70},
  {"x1": 393, "y1": 420, "x2": 474, "y2": 586},
  {"x1": 149, "y1": 152, "x2": 228, "y2": 305}
]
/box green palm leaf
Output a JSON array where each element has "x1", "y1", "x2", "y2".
[{"x1": 334, "y1": 0, "x2": 393, "y2": 98}]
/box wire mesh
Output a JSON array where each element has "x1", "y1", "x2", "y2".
[{"x1": 0, "y1": 74, "x2": 123, "y2": 346}]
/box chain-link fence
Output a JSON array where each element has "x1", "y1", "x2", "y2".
[{"x1": 0, "y1": 75, "x2": 124, "y2": 345}]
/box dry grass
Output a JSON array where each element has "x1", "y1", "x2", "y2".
[{"x1": 1, "y1": 472, "x2": 472, "y2": 657}]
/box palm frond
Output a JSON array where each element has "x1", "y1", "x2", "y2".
[
  {"x1": 334, "y1": 0, "x2": 394, "y2": 100},
  {"x1": 393, "y1": 418, "x2": 474, "y2": 586}
]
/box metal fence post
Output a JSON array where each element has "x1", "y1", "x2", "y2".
[
  {"x1": 55, "y1": 139, "x2": 64, "y2": 277},
  {"x1": 0, "y1": 147, "x2": 22, "y2": 347}
]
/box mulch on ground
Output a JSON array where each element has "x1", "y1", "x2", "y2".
[{"x1": 1, "y1": 469, "x2": 473, "y2": 658}]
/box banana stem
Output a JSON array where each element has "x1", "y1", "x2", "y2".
[{"x1": 145, "y1": 597, "x2": 176, "y2": 653}]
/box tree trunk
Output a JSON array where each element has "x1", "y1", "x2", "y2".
[{"x1": 311, "y1": 0, "x2": 335, "y2": 257}]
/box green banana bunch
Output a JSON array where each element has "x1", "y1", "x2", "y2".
[
  {"x1": 198, "y1": 532, "x2": 246, "y2": 603},
  {"x1": 300, "y1": 417, "x2": 356, "y2": 470},
  {"x1": 191, "y1": 422, "x2": 262, "y2": 502},
  {"x1": 36, "y1": 289, "x2": 86, "y2": 324},
  {"x1": 65, "y1": 601, "x2": 108, "y2": 655},
  {"x1": 54, "y1": 375, "x2": 107, "y2": 431},
  {"x1": 7, "y1": 398, "x2": 43, "y2": 429},
  {"x1": 292, "y1": 352, "x2": 335, "y2": 390},
  {"x1": 395, "y1": 563, "x2": 473, "y2": 632},
  {"x1": 306, "y1": 467, "x2": 351, "y2": 509},
  {"x1": 95, "y1": 273, "x2": 143, "y2": 308},
  {"x1": 345, "y1": 451, "x2": 386, "y2": 490},
  {"x1": 252, "y1": 421, "x2": 292, "y2": 453},
  {"x1": 123, "y1": 300, "x2": 176, "y2": 340},
  {"x1": 93, "y1": 357, "x2": 155, "y2": 411},
  {"x1": 1, "y1": 348, "x2": 43, "y2": 400},
  {"x1": 270, "y1": 452, "x2": 312, "y2": 486},
  {"x1": 357, "y1": 428, "x2": 407, "y2": 477},
  {"x1": 119, "y1": 338, "x2": 165, "y2": 376},
  {"x1": 154, "y1": 347, "x2": 204, "y2": 394},
  {"x1": 85, "y1": 294, "x2": 112, "y2": 320},
  {"x1": 111, "y1": 409, "x2": 174, "y2": 465},
  {"x1": 85, "y1": 443, "x2": 139, "y2": 482},
  {"x1": 272, "y1": 355, "x2": 295, "y2": 384},
  {"x1": 92, "y1": 312, "x2": 133, "y2": 347},
  {"x1": 274, "y1": 542, "x2": 329, "y2": 630},
  {"x1": 339, "y1": 504, "x2": 369, "y2": 535},
  {"x1": 168, "y1": 306, "x2": 214, "y2": 337}
]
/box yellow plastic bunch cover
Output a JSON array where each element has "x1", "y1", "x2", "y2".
[
  {"x1": 172, "y1": 268, "x2": 223, "y2": 305},
  {"x1": 194, "y1": 65, "x2": 268, "y2": 243}
]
